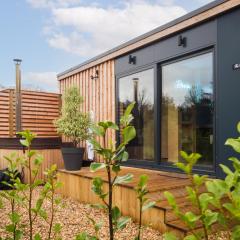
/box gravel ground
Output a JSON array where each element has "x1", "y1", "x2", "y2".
[
  {"x1": 0, "y1": 188, "x2": 230, "y2": 240},
  {"x1": 0, "y1": 188, "x2": 162, "y2": 240}
]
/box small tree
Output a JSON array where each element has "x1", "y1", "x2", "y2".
[
  {"x1": 54, "y1": 86, "x2": 91, "y2": 147},
  {"x1": 89, "y1": 102, "x2": 136, "y2": 240},
  {"x1": 135, "y1": 175, "x2": 155, "y2": 240}
]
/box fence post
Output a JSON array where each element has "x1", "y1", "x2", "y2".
[{"x1": 9, "y1": 89, "x2": 14, "y2": 137}]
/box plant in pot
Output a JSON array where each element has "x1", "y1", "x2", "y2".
[{"x1": 54, "y1": 86, "x2": 92, "y2": 171}]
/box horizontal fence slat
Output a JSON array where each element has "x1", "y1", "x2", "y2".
[{"x1": 0, "y1": 89, "x2": 61, "y2": 138}]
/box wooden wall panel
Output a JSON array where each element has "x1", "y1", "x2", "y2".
[
  {"x1": 0, "y1": 89, "x2": 61, "y2": 138},
  {"x1": 59, "y1": 60, "x2": 115, "y2": 162},
  {"x1": 0, "y1": 148, "x2": 64, "y2": 183}
]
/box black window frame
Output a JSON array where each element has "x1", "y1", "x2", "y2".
[{"x1": 116, "y1": 46, "x2": 216, "y2": 176}]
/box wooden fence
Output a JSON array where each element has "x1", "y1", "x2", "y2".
[
  {"x1": 0, "y1": 88, "x2": 64, "y2": 183},
  {"x1": 0, "y1": 89, "x2": 61, "y2": 137}
]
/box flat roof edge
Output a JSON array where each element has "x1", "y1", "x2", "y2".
[{"x1": 57, "y1": 0, "x2": 232, "y2": 79}]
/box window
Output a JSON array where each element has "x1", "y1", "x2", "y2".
[
  {"x1": 161, "y1": 52, "x2": 214, "y2": 166},
  {"x1": 118, "y1": 69, "x2": 154, "y2": 161}
]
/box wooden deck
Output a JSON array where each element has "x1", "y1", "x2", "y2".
[{"x1": 57, "y1": 166, "x2": 196, "y2": 236}]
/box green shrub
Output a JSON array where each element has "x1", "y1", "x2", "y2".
[
  {"x1": 164, "y1": 122, "x2": 240, "y2": 240},
  {"x1": 0, "y1": 130, "x2": 63, "y2": 240},
  {"x1": 54, "y1": 86, "x2": 91, "y2": 147}
]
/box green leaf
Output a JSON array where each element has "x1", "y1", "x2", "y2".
[
  {"x1": 124, "y1": 102, "x2": 135, "y2": 117},
  {"x1": 225, "y1": 138, "x2": 240, "y2": 153},
  {"x1": 5, "y1": 224, "x2": 15, "y2": 233},
  {"x1": 20, "y1": 139, "x2": 30, "y2": 147},
  {"x1": 206, "y1": 179, "x2": 228, "y2": 200},
  {"x1": 184, "y1": 235, "x2": 198, "y2": 240},
  {"x1": 175, "y1": 162, "x2": 190, "y2": 174},
  {"x1": 138, "y1": 175, "x2": 148, "y2": 188},
  {"x1": 75, "y1": 233, "x2": 88, "y2": 240},
  {"x1": 220, "y1": 164, "x2": 233, "y2": 176},
  {"x1": 34, "y1": 233, "x2": 42, "y2": 240},
  {"x1": 204, "y1": 210, "x2": 218, "y2": 229},
  {"x1": 163, "y1": 232, "x2": 179, "y2": 240},
  {"x1": 53, "y1": 223, "x2": 62, "y2": 233},
  {"x1": 183, "y1": 212, "x2": 200, "y2": 228},
  {"x1": 112, "y1": 206, "x2": 121, "y2": 222},
  {"x1": 237, "y1": 122, "x2": 240, "y2": 134},
  {"x1": 199, "y1": 193, "x2": 213, "y2": 211},
  {"x1": 106, "y1": 121, "x2": 119, "y2": 130},
  {"x1": 112, "y1": 165, "x2": 120, "y2": 173},
  {"x1": 90, "y1": 163, "x2": 106, "y2": 172},
  {"x1": 186, "y1": 186, "x2": 197, "y2": 206},
  {"x1": 142, "y1": 201, "x2": 155, "y2": 211},
  {"x1": 193, "y1": 174, "x2": 207, "y2": 187},
  {"x1": 116, "y1": 216, "x2": 130, "y2": 230},
  {"x1": 114, "y1": 173, "x2": 133, "y2": 185},
  {"x1": 123, "y1": 126, "x2": 136, "y2": 144},
  {"x1": 91, "y1": 125, "x2": 105, "y2": 137},
  {"x1": 164, "y1": 191, "x2": 177, "y2": 208},
  {"x1": 232, "y1": 225, "x2": 240, "y2": 239},
  {"x1": 9, "y1": 212, "x2": 20, "y2": 224},
  {"x1": 90, "y1": 203, "x2": 107, "y2": 210}
]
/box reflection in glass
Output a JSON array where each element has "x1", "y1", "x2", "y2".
[
  {"x1": 118, "y1": 69, "x2": 154, "y2": 161},
  {"x1": 161, "y1": 52, "x2": 214, "y2": 166}
]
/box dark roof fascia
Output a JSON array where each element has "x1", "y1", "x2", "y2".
[{"x1": 57, "y1": 0, "x2": 227, "y2": 78}]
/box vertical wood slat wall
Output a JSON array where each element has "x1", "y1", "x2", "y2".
[
  {"x1": 59, "y1": 60, "x2": 115, "y2": 162},
  {"x1": 0, "y1": 89, "x2": 61, "y2": 138}
]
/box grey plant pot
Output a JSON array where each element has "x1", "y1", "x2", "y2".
[{"x1": 61, "y1": 147, "x2": 84, "y2": 171}]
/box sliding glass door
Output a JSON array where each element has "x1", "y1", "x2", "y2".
[
  {"x1": 117, "y1": 50, "x2": 214, "y2": 170},
  {"x1": 161, "y1": 51, "x2": 214, "y2": 167}
]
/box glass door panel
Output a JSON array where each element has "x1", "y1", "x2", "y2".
[
  {"x1": 118, "y1": 69, "x2": 154, "y2": 161},
  {"x1": 161, "y1": 52, "x2": 214, "y2": 166}
]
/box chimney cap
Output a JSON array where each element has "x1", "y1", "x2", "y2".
[{"x1": 13, "y1": 59, "x2": 22, "y2": 64}]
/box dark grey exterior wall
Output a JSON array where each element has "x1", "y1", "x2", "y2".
[
  {"x1": 115, "y1": 20, "x2": 217, "y2": 76},
  {"x1": 115, "y1": 7, "x2": 240, "y2": 178},
  {"x1": 216, "y1": 8, "x2": 240, "y2": 178}
]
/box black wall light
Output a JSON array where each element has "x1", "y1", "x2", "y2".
[
  {"x1": 129, "y1": 55, "x2": 136, "y2": 64},
  {"x1": 91, "y1": 69, "x2": 99, "y2": 80},
  {"x1": 178, "y1": 35, "x2": 187, "y2": 47}
]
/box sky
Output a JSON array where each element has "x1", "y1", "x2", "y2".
[{"x1": 0, "y1": 0, "x2": 213, "y2": 93}]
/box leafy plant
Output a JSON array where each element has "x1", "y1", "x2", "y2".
[
  {"x1": 164, "y1": 151, "x2": 219, "y2": 240},
  {"x1": 135, "y1": 175, "x2": 155, "y2": 240},
  {"x1": 54, "y1": 86, "x2": 91, "y2": 147},
  {"x1": 0, "y1": 130, "x2": 63, "y2": 240},
  {"x1": 0, "y1": 153, "x2": 24, "y2": 240},
  {"x1": 89, "y1": 102, "x2": 136, "y2": 240},
  {"x1": 43, "y1": 164, "x2": 63, "y2": 240},
  {"x1": 204, "y1": 122, "x2": 240, "y2": 239}
]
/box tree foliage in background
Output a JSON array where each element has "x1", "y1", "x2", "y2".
[{"x1": 54, "y1": 86, "x2": 91, "y2": 147}]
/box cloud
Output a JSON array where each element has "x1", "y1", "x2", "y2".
[
  {"x1": 27, "y1": 0, "x2": 82, "y2": 9},
  {"x1": 31, "y1": 1, "x2": 187, "y2": 58},
  {"x1": 23, "y1": 71, "x2": 58, "y2": 92}
]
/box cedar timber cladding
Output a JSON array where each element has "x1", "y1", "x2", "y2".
[
  {"x1": 0, "y1": 89, "x2": 61, "y2": 138},
  {"x1": 59, "y1": 60, "x2": 115, "y2": 162}
]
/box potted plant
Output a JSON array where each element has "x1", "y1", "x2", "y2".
[{"x1": 54, "y1": 86, "x2": 91, "y2": 171}]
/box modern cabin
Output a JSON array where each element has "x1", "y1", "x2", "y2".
[{"x1": 58, "y1": 0, "x2": 240, "y2": 178}]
